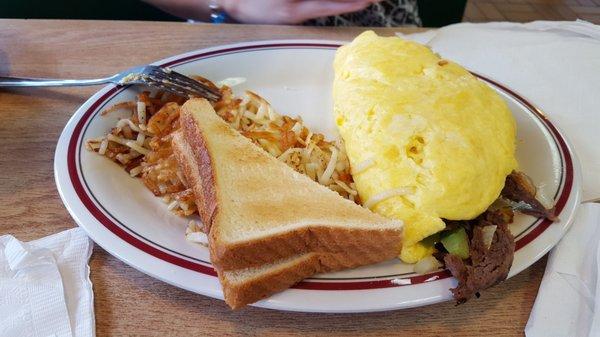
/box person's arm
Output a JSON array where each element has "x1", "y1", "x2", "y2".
[{"x1": 142, "y1": 0, "x2": 377, "y2": 24}]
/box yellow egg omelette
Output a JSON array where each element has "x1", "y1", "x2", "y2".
[{"x1": 333, "y1": 31, "x2": 518, "y2": 263}]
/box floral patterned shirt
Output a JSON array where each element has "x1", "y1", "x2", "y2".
[{"x1": 307, "y1": 0, "x2": 421, "y2": 27}]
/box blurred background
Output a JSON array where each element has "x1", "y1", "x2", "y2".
[
  {"x1": 2, "y1": 0, "x2": 599, "y2": 26},
  {"x1": 464, "y1": 0, "x2": 599, "y2": 24}
]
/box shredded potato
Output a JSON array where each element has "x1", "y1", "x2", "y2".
[
  {"x1": 86, "y1": 79, "x2": 358, "y2": 220},
  {"x1": 214, "y1": 87, "x2": 357, "y2": 202}
]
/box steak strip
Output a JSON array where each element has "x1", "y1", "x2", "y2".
[
  {"x1": 444, "y1": 209, "x2": 516, "y2": 304},
  {"x1": 502, "y1": 171, "x2": 557, "y2": 220}
]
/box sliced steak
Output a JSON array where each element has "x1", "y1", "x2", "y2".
[
  {"x1": 444, "y1": 209, "x2": 516, "y2": 304},
  {"x1": 502, "y1": 171, "x2": 556, "y2": 220}
]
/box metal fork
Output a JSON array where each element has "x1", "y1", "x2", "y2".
[{"x1": 0, "y1": 65, "x2": 222, "y2": 102}]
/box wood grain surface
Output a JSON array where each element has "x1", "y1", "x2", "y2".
[{"x1": 0, "y1": 19, "x2": 543, "y2": 336}]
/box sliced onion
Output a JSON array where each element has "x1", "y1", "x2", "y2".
[
  {"x1": 185, "y1": 221, "x2": 208, "y2": 246},
  {"x1": 481, "y1": 225, "x2": 498, "y2": 250},
  {"x1": 185, "y1": 232, "x2": 209, "y2": 247},
  {"x1": 414, "y1": 256, "x2": 443, "y2": 274}
]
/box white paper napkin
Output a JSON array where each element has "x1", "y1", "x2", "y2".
[
  {"x1": 525, "y1": 203, "x2": 600, "y2": 336},
  {"x1": 0, "y1": 228, "x2": 94, "y2": 337},
  {"x1": 402, "y1": 20, "x2": 600, "y2": 201}
]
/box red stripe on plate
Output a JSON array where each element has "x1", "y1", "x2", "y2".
[
  {"x1": 296, "y1": 270, "x2": 452, "y2": 290},
  {"x1": 160, "y1": 43, "x2": 342, "y2": 68}
]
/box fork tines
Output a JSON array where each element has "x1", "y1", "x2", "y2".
[{"x1": 147, "y1": 66, "x2": 222, "y2": 102}]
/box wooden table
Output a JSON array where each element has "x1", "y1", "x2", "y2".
[{"x1": 0, "y1": 19, "x2": 544, "y2": 336}]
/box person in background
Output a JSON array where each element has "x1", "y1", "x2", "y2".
[{"x1": 143, "y1": 0, "x2": 421, "y2": 26}]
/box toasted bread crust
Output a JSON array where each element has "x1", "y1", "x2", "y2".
[
  {"x1": 217, "y1": 254, "x2": 321, "y2": 309},
  {"x1": 178, "y1": 114, "x2": 219, "y2": 233},
  {"x1": 219, "y1": 250, "x2": 396, "y2": 309},
  {"x1": 210, "y1": 225, "x2": 401, "y2": 270}
]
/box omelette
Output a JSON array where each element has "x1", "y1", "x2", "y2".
[{"x1": 333, "y1": 31, "x2": 518, "y2": 263}]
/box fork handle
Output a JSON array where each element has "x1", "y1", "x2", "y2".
[{"x1": 0, "y1": 76, "x2": 112, "y2": 87}]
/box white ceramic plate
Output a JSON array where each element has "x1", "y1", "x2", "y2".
[{"x1": 54, "y1": 40, "x2": 582, "y2": 313}]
